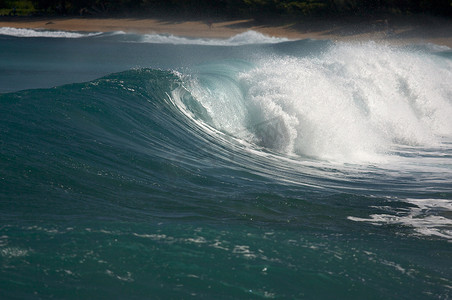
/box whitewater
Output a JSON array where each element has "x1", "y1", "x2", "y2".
[{"x1": 1, "y1": 28, "x2": 452, "y2": 299}]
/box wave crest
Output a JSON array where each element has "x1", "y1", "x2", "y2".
[
  {"x1": 0, "y1": 27, "x2": 102, "y2": 38},
  {"x1": 141, "y1": 30, "x2": 289, "y2": 46},
  {"x1": 185, "y1": 42, "x2": 452, "y2": 163}
]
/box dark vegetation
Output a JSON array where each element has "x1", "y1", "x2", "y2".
[{"x1": 1, "y1": 0, "x2": 452, "y2": 18}]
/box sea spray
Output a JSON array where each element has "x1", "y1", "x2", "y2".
[{"x1": 185, "y1": 42, "x2": 452, "y2": 163}]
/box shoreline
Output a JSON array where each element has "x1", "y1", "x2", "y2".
[{"x1": 1, "y1": 15, "x2": 452, "y2": 47}]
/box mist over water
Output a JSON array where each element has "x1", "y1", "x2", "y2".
[{"x1": 1, "y1": 28, "x2": 452, "y2": 299}]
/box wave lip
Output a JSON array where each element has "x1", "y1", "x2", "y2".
[{"x1": 0, "y1": 27, "x2": 102, "y2": 38}]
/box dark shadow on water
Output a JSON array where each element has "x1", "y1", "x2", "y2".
[{"x1": 221, "y1": 13, "x2": 452, "y2": 41}]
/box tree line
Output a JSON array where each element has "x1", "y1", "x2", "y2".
[{"x1": 3, "y1": 0, "x2": 452, "y2": 17}]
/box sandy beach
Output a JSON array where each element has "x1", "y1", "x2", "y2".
[{"x1": 1, "y1": 14, "x2": 452, "y2": 47}]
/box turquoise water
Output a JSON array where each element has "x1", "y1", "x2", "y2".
[{"x1": 1, "y1": 28, "x2": 452, "y2": 299}]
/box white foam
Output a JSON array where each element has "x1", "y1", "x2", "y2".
[
  {"x1": 141, "y1": 30, "x2": 289, "y2": 46},
  {"x1": 421, "y1": 43, "x2": 452, "y2": 52},
  {"x1": 0, "y1": 27, "x2": 101, "y2": 38},
  {"x1": 348, "y1": 198, "x2": 452, "y2": 240},
  {"x1": 1, "y1": 247, "x2": 29, "y2": 257},
  {"x1": 237, "y1": 42, "x2": 452, "y2": 163}
]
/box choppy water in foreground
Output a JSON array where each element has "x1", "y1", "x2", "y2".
[{"x1": 1, "y1": 28, "x2": 452, "y2": 299}]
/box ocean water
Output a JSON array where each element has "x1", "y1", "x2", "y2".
[{"x1": 1, "y1": 27, "x2": 452, "y2": 299}]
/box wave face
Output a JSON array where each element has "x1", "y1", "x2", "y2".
[{"x1": 1, "y1": 30, "x2": 452, "y2": 299}]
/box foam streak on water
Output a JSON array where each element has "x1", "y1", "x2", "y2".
[{"x1": 348, "y1": 198, "x2": 452, "y2": 239}]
